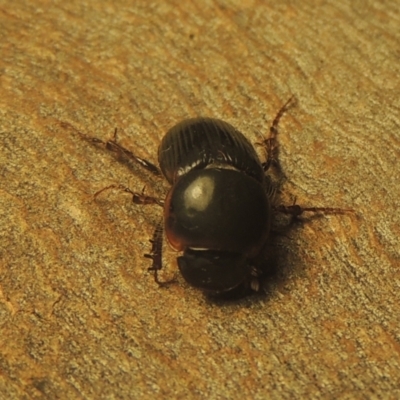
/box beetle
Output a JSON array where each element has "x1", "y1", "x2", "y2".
[{"x1": 67, "y1": 97, "x2": 352, "y2": 296}]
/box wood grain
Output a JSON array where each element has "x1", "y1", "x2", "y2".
[{"x1": 1, "y1": 0, "x2": 399, "y2": 398}]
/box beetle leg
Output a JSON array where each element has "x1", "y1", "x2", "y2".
[
  {"x1": 259, "y1": 96, "x2": 297, "y2": 172},
  {"x1": 93, "y1": 184, "x2": 175, "y2": 285},
  {"x1": 61, "y1": 122, "x2": 162, "y2": 176},
  {"x1": 249, "y1": 265, "x2": 262, "y2": 292},
  {"x1": 144, "y1": 221, "x2": 177, "y2": 286},
  {"x1": 273, "y1": 196, "x2": 354, "y2": 218},
  {"x1": 94, "y1": 184, "x2": 164, "y2": 207}
]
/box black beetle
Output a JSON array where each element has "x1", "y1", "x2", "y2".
[
  {"x1": 68, "y1": 97, "x2": 352, "y2": 296},
  {"x1": 160, "y1": 117, "x2": 271, "y2": 293}
]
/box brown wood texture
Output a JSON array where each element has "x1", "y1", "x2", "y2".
[{"x1": 1, "y1": 0, "x2": 399, "y2": 398}]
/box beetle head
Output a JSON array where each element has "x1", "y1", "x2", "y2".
[{"x1": 177, "y1": 249, "x2": 249, "y2": 293}]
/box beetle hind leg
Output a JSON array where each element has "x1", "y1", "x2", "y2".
[
  {"x1": 258, "y1": 96, "x2": 297, "y2": 173},
  {"x1": 62, "y1": 122, "x2": 162, "y2": 176}
]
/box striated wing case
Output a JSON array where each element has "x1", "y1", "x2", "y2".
[{"x1": 158, "y1": 118, "x2": 264, "y2": 184}]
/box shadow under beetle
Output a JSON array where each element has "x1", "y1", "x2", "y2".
[{"x1": 68, "y1": 97, "x2": 353, "y2": 296}]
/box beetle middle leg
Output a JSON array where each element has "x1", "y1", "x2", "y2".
[{"x1": 94, "y1": 184, "x2": 164, "y2": 207}]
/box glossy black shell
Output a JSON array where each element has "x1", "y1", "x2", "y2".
[
  {"x1": 158, "y1": 118, "x2": 265, "y2": 184},
  {"x1": 164, "y1": 168, "x2": 270, "y2": 256}
]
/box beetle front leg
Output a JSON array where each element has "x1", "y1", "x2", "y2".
[
  {"x1": 94, "y1": 184, "x2": 164, "y2": 207},
  {"x1": 95, "y1": 185, "x2": 175, "y2": 285},
  {"x1": 144, "y1": 221, "x2": 176, "y2": 286}
]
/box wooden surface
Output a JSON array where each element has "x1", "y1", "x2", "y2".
[{"x1": 1, "y1": 0, "x2": 400, "y2": 398}]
